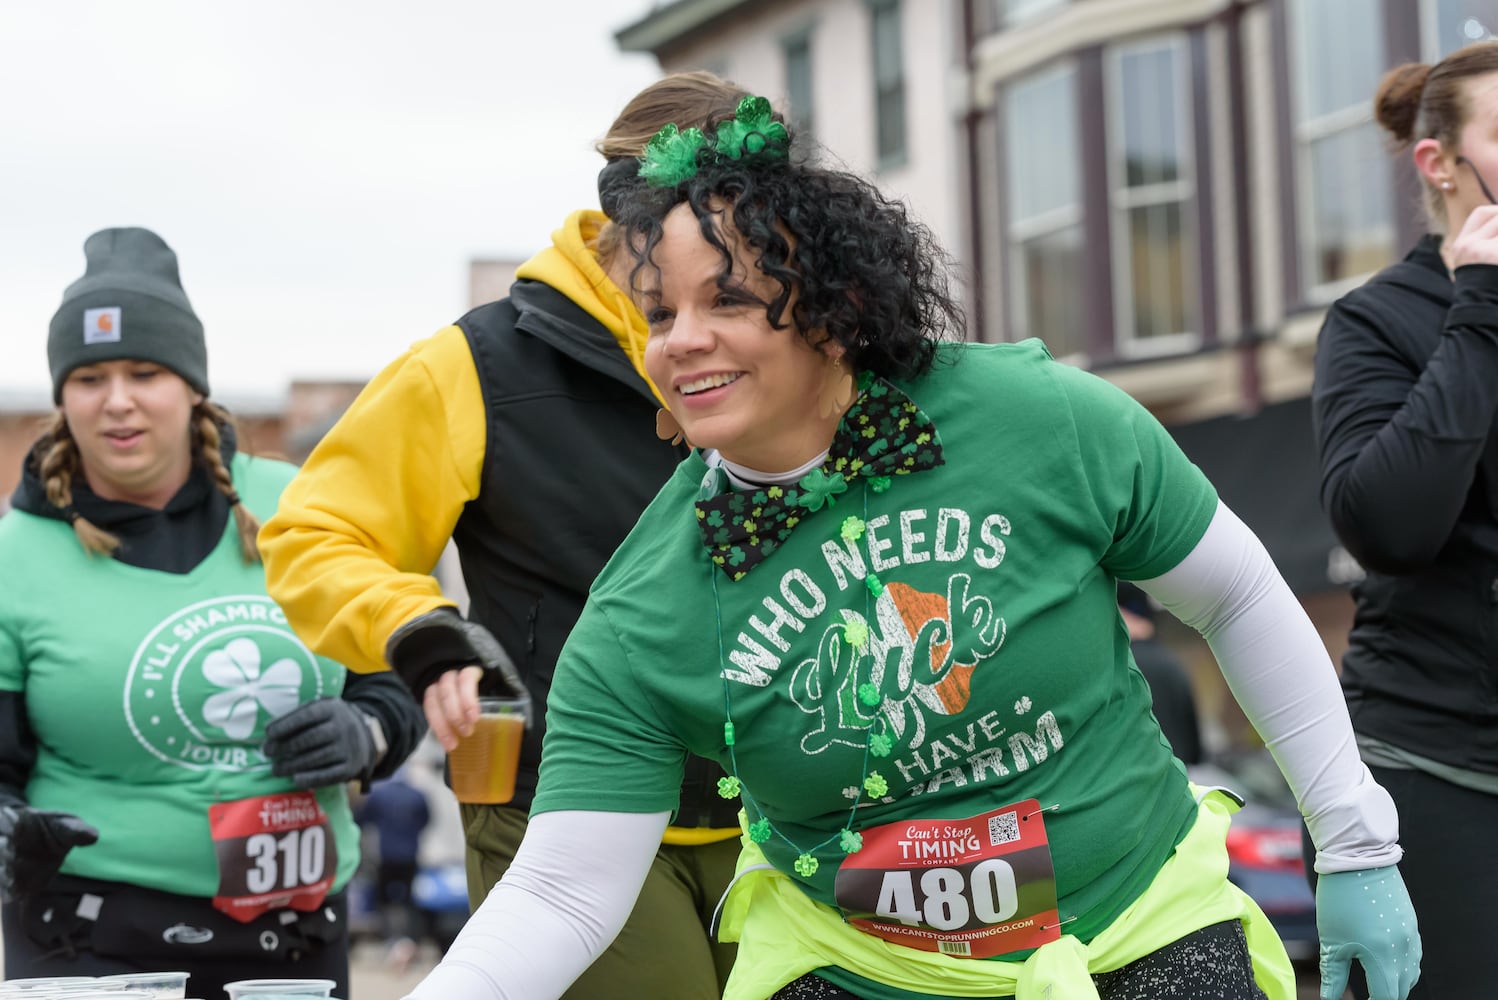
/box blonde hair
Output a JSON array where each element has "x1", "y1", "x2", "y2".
[{"x1": 38, "y1": 400, "x2": 261, "y2": 562}]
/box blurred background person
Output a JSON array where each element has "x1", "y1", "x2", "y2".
[
  {"x1": 0, "y1": 227, "x2": 425, "y2": 999},
  {"x1": 356, "y1": 765, "x2": 431, "y2": 970},
  {"x1": 259, "y1": 74, "x2": 773, "y2": 1000},
  {"x1": 1311, "y1": 40, "x2": 1498, "y2": 999},
  {"x1": 1117, "y1": 582, "x2": 1203, "y2": 766}
]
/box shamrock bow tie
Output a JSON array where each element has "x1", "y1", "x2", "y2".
[{"x1": 694, "y1": 376, "x2": 945, "y2": 580}]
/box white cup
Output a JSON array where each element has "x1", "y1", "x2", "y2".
[
  {"x1": 95, "y1": 973, "x2": 189, "y2": 999},
  {"x1": 221, "y1": 982, "x2": 335, "y2": 1000}
]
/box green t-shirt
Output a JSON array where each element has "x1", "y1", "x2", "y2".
[
  {"x1": 534, "y1": 341, "x2": 1217, "y2": 977},
  {"x1": 0, "y1": 454, "x2": 360, "y2": 898}
]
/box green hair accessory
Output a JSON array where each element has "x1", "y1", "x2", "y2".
[
  {"x1": 638, "y1": 123, "x2": 707, "y2": 187},
  {"x1": 714, "y1": 95, "x2": 789, "y2": 161},
  {"x1": 637, "y1": 94, "x2": 788, "y2": 188}
]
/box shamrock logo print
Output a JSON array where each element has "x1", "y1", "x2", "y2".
[{"x1": 201, "y1": 637, "x2": 303, "y2": 740}]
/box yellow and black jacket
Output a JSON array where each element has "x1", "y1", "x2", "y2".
[{"x1": 261, "y1": 210, "x2": 740, "y2": 831}]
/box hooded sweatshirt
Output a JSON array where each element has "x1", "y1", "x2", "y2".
[{"x1": 260, "y1": 209, "x2": 740, "y2": 836}]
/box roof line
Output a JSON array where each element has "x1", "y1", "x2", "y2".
[{"x1": 615, "y1": 0, "x2": 756, "y2": 54}]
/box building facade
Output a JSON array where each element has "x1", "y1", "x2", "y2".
[
  {"x1": 617, "y1": 0, "x2": 1492, "y2": 589},
  {"x1": 617, "y1": 0, "x2": 1493, "y2": 744}
]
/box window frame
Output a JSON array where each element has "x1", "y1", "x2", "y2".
[
  {"x1": 1286, "y1": 0, "x2": 1396, "y2": 303},
  {"x1": 782, "y1": 26, "x2": 816, "y2": 140},
  {"x1": 1421, "y1": 0, "x2": 1496, "y2": 60},
  {"x1": 1104, "y1": 33, "x2": 1202, "y2": 357},
  {"x1": 1003, "y1": 59, "x2": 1087, "y2": 359},
  {"x1": 868, "y1": 0, "x2": 908, "y2": 171},
  {"x1": 995, "y1": 0, "x2": 1067, "y2": 30}
]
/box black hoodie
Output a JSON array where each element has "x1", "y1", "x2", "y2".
[{"x1": 1312, "y1": 236, "x2": 1498, "y2": 771}]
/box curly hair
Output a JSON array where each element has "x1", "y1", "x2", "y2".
[{"x1": 617, "y1": 154, "x2": 963, "y2": 381}]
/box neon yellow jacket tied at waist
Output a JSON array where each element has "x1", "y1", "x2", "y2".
[{"x1": 716, "y1": 789, "x2": 1295, "y2": 1000}]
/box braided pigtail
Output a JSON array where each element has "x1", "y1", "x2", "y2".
[
  {"x1": 196, "y1": 401, "x2": 261, "y2": 564},
  {"x1": 36, "y1": 414, "x2": 121, "y2": 557}
]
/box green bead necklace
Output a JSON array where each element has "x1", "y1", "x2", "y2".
[{"x1": 708, "y1": 472, "x2": 897, "y2": 877}]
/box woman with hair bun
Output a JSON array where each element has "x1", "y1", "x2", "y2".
[
  {"x1": 0, "y1": 227, "x2": 427, "y2": 999},
  {"x1": 405, "y1": 97, "x2": 1420, "y2": 1000},
  {"x1": 1311, "y1": 39, "x2": 1498, "y2": 999}
]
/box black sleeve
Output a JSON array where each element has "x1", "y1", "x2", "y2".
[
  {"x1": 0, "y1": 690, "x2": 35, "y2": 810},
  {"x1": 1312, "y1": 263, "x2": 1498, "y2": 574},
  {"x1": 340, "y1": 670, "x2": 428, "y2": 782}
]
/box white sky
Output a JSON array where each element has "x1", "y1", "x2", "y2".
[{"x1": 0, "y1": 1, "x2": 663, "y2": 400}]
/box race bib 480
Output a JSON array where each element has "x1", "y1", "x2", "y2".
[{"x1": 834, "y1": 800, "x2": 1060, "y2": 958}]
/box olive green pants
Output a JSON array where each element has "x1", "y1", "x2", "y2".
[{"x1": 461, "y1": 803, "x2": 740, "y2": 999}]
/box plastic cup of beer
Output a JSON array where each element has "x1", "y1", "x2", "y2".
[
  {"x1": 96, "y1": 972, "x2": 189, "y2": 998},
  {"x1": 448, "y1": 695, "x2": 528, "y2": 804},
  {"x1": 221, "y1": 981, "x2": 335, "y2": 1000}
]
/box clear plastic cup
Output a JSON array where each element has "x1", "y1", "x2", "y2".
[
  {"x1": 447, "y1": 696, "x2": 528, "y2": 804},
  {"x1": 96, "y1": 973, "x2": 189, "y2": 998},
  {"x1": 221, "y1": 981, "x2": 335, "y2": 1000}
]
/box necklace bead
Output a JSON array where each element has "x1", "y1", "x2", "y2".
[{"x1": 710, "y1": 407, "x2": 909, "y2": 874}]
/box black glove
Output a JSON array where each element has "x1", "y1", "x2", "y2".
[
  {"x1": 385, "y1": 608, "x2": 532, "y2": 721},
  {"x1": 262, "y1": 698, "x2": 381, "y2": 789},
  {"x1": 0, "y1": 804, "x2": 99, "y2": 901}
]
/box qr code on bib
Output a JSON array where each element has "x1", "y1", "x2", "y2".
[{"x1": 988, "y1": 810, "x2": 1021, "y2": 846}]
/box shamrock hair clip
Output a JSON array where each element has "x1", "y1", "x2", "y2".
[
  {"x1": 714, "y1": 95, "x2": 789, "y2": 161},
  {"x1": 637, "y1": 94, "x2": 789, "y2": 189},
  {"x1": 639, "y1": 123, "x2": 707, "y2": 187}
]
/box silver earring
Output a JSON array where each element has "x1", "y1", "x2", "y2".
[{"x1": 1442, "y1": 181, "x2": 1454, "y2": 190}]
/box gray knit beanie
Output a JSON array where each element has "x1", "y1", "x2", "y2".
[{"x1": 48, "y1": 227, "x2": 208, "y2": 402}]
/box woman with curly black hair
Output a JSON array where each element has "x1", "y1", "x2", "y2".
[{"x1": 404, "y1": 102, "x2": 1419, "y2": 1000}]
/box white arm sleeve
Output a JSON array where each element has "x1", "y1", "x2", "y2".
[
  {"x1": 403, "y1": 809, "x2": 670, "y2": 1000},
  {"x1": 1136, "y1": 501, "x2": 1401, "y2": 874}
]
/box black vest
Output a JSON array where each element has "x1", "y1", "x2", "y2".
[{"x1": 453, "y1": 281, "x2": 738, "y2": 825}]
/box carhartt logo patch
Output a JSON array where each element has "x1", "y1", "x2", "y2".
[{"x1": 83, "y1": 307, "x2": 121, "y2": 344}]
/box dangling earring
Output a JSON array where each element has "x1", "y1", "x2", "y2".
[
  {"x1": 818, "y1": 355, "x2": 857, "y2": 420},
  {"x1": 656, "y1": 407, "x2": 689, "y2": 446}
]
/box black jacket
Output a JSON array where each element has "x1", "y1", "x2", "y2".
[
  {"x1": 1312, "y1": 235, "x2": 1498, "y2": 771},
  {"x1": 405, "y1": 280, "x2": 738, "y2": 825},
  {"x1": 0, "y1": 428, "x2": 426, "y2": 807}
]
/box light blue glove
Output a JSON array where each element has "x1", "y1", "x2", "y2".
[{"x1": 1316, "y1": 864, "x2": 1421, "y2": 1000}]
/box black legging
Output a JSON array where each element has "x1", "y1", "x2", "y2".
[
  {"x1": 771, "y1": 919, "x2": 1266, "y2": 999},
  {"x1": 1303, "y1": 762, "x2": 1498, "y2": 1000}
]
